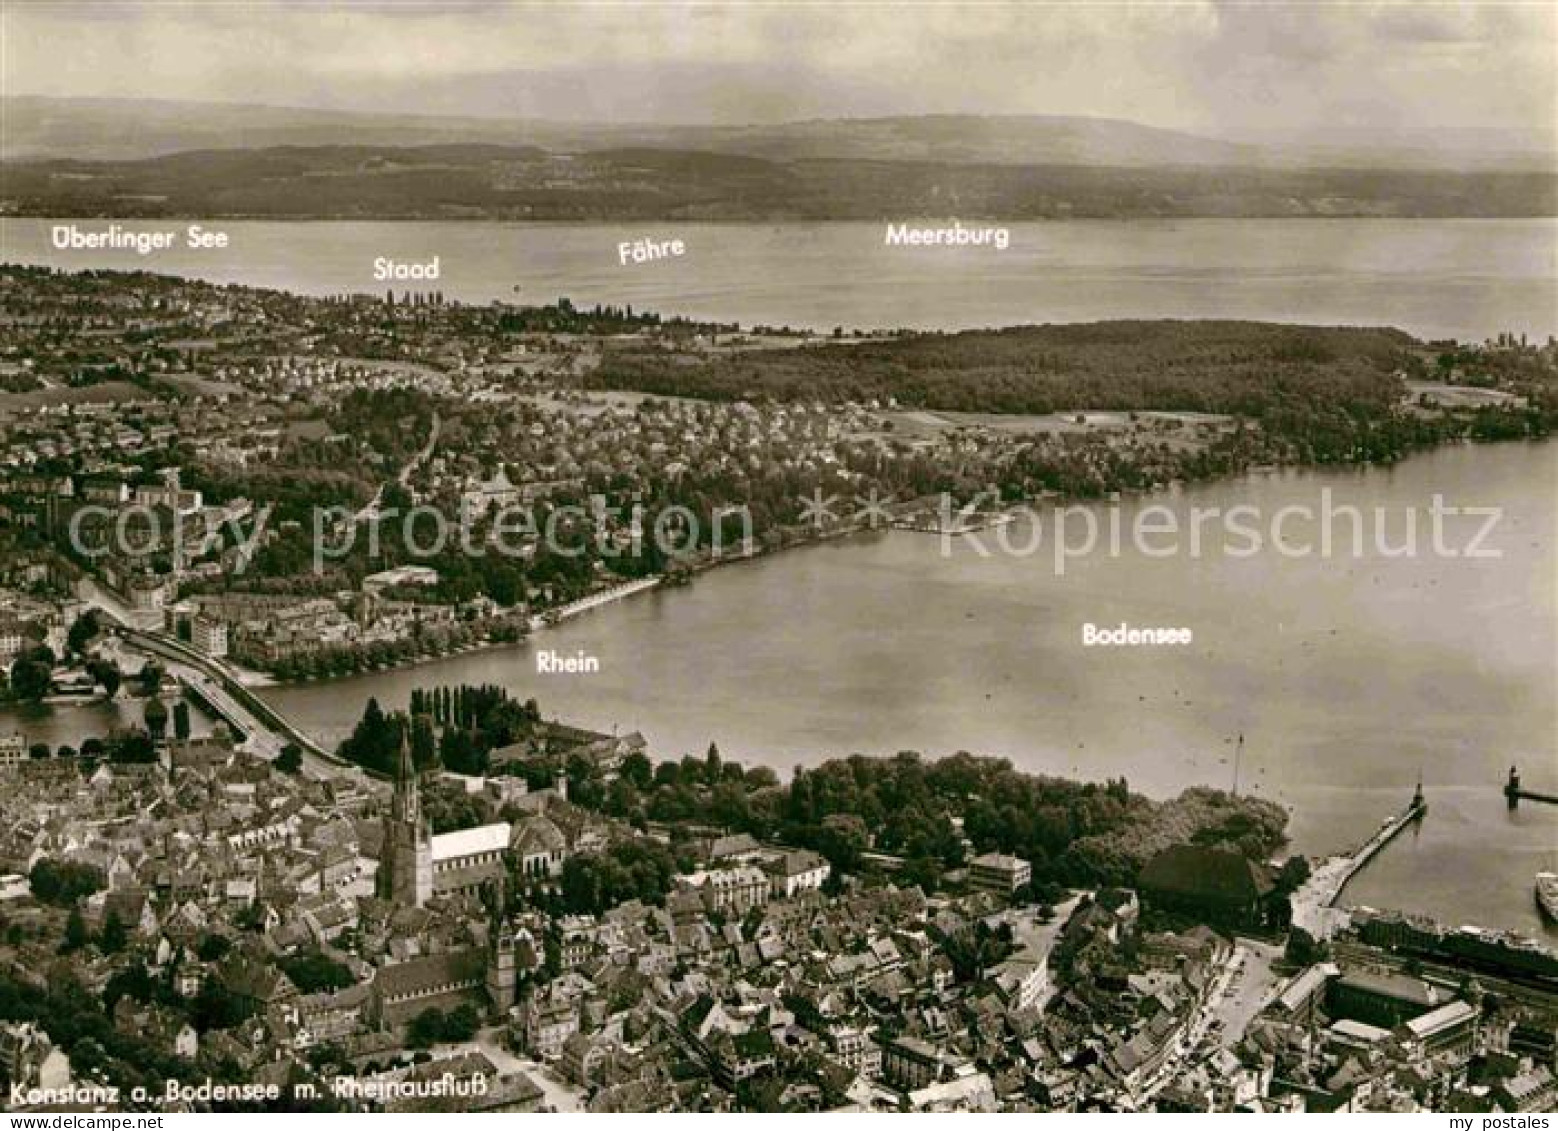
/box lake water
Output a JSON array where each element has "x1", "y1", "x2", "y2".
[
  {"x1": 3, "y1": 216, "x2": 1554, "y2": 934},
  {"x1": 3, "y1": 217, "x2": 1555, "y2": 342},
  {"x1": 257, "y1": 440, "x2": 1558, "y2": 936}
]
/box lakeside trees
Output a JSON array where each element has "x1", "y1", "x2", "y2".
[
  {"x1": 361, "y1": 685, "x2": 1289, "y2": 898},
  {"x1": 66, "y1": 610, "x2": 101, "y2": 655},
  {"x1": 6, "y1": 644, "x2": 55, "y2": 703},
  {"x1": 143, "y1": 697, "x2": 169, "y2": 742},
  {"x1": 336, "y1": 685, "x2": 543, "y2": 778},
  {"x1": 276, "y1": 743, "x2": 304, "y2": 774},
  {"x1": 594, "y1": 744, "x2": 1284, "y2": 894},
  {"x1": 86, "y1": 657, "x2": 122, "y2": 698}
]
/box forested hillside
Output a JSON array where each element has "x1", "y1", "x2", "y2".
[{"x1": 593, "y1": 320, "x2": 1418, "y2": 415}]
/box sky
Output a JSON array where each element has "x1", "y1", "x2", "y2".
[{"x1": 2, "y1": 1, "x2": 1554, "y2": 143}]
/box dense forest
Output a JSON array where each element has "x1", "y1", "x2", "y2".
[
  {"x1": 595, "y1": 321, "x2": 1416, "y2": 415},
  {"x1": 592, "y1": 320, "x2": 1556, "y2": 471}
]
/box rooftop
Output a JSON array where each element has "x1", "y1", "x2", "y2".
[{"x1": 430, "y1": 821, "x2": 511, "y2": 863}]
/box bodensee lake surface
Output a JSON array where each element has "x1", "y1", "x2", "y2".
[{"x1": 5, "y1": 217, "x2": 1555, "y2": 342}]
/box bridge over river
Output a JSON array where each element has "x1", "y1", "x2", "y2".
[{"x1": 79, "y1": 577, "x2": 365, "y2": 779}]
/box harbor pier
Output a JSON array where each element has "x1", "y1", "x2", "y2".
[
  {"x1": 1505, "y1": 766, "x2": 1558, "y2": 809},
  {"x1": 1290, "y1": 782, "x2": 1428, "y2": 940}
]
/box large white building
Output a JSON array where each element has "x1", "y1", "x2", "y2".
[
  {"x1": 191, "y1": 617, "x2": 228, "y2": 658},
  {"x1": 968, "y1": 853, "x2": 1031, "y2": 895},
  {"x1": 676, "y1": 866, "x2": 770, "y2": 914},
  {"x1": 429, "y1": 813, "x2": 573, "y2": 894},
  {"x1": 992, "y1": 952, "x2": 1050, "y2": 1013},
  {"x1": 0, "y1": 621, "x2": 25, "y2": 667}
]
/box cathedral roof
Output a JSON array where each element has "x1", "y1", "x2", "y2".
[{"x1": 431, "y1": 822, "x2": 512, "y2": 863}]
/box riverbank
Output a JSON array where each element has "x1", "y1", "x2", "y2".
[
  {"x1": 527, "y1": 575, "x2": 663, "y2": 630},
  {"x1": 252, "y1": 578, "x2": 667, "y2": 691},
  {"x1": 251, "y1": 633, "x2": 524, "y2": 688}
]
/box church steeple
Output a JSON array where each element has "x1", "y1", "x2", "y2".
[
  {"x1": 378, "y1": 722, "x2": 432, "y2": 907},
  {"x1": 485, "y1": 874, "x2": 517, "y2": 1015},
  {"x1": 391, "y1": 725, "x2": 421, "y2": 826}
]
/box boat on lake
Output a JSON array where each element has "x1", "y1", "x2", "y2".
[{"x1": 1536, "y1": 872, "x2": 1558, "y2": 924}]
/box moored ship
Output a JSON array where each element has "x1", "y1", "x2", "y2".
[{"x1": 1537, "y1": 872, "x2": 1558, "y2": 924}]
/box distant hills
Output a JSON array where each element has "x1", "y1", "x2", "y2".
[
  {"x1": 2, "y1": 97, "x2": 1552, "y2": 220},
  {"x1": 0, "y1": 98, "x2": 1263, "y2": 165},
  {"x1": 9, "y1": 96, "x2": 1555, "y2": 171}
]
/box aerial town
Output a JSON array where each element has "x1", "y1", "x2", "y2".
[{"x1": 0, "y1": 265, "x2": 1554, "y2": 1114}]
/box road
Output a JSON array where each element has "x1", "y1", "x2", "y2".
[
  {"x1": 1137, "y1": 946, "x2": 1239, "y2": 1102},
  {"x1": 77, "y1": 577, "x2": 160, "y2": 631},
  {"x1": 1209, "y1": 939, "x2": 1283, "y2": 1050},
  {"x1": 355, "y1": 411, "x2": 440, "y2": 522},
  {"x1": 101, "y1": 636, "x2": 273, "y2": 757},
  {"x1": 79, "y1": 569, "x2": 372, "y2": 781},
  {"x1": 1138, "y1": 937, "x2": 1283, "y2": 1104},
  {"x1": 529, "y1": 575, "x2": 662, "y2": 631},
  {"x1": 466, "y1": 1029, "x2": 585, "y2": 1112},
  {"x1": 80, "y1": 584, "x2": 288, "y2": 760}
]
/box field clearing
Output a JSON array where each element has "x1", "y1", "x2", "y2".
[
  {"x1": 520, "y1": 389, "x2": 707, "y2": 417},
  {"x1": 883, "y1": 407, "x2": 1234, "y2": 438},
  {"x1": 1405, "y1": 380, "x2": 1520, "y2": 408},
  {"x1": 165, "y1": 373, "x2": 242, "y2": 397}
]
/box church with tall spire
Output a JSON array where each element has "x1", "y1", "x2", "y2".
[{"x1": 377, "y1": 727, "x2": 433, "y2": 907}]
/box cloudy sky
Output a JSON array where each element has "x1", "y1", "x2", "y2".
[{"x1": 3, "y1": 1, "x2": 1554, "y2": 143}]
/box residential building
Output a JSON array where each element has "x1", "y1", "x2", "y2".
[
  {"x1": 0, "y1": 732, "x2": 27, "y2": 771},
  {"x1": 191, "y1": 616, "x2": 228, "y2": 658},
  {"x1": 0, "y1": 1022, "x2": 72, "y2": 1094},
  {"x1": 676, "y1": 866, "x2": 769, "y2": 916},
  {"x1": 968, "y1": 852, "x2": 1031, "y2": 896},
  {"x1": 765, "y1": 849, "x2": 830, "y2": 898}
]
